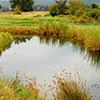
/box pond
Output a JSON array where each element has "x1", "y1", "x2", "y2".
[{"x1": 0, "y1": 36, "x2": 100, "y2": 97}]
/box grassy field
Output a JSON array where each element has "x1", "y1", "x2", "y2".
[{"x1": 0, "y1": 12, "x2": 100, "y2": 51}]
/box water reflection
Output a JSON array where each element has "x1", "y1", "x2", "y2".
[
  {"x1": 37, "y1": 36, "x2": 100, "y2": 68},
  {"x1": 13, "y1": 37, "x2": 32, "y2": 44},
  {"x1": 1, "y1": 35, "x2": 100, "y2": 68},
  {"x1": 0, "y1": 35, "x2": 100, "y2": 99},
  {"x1": 39, "y1": 36, "x2": 69, "y2": 46},
  {"x1": 72, "y1": 43, "x2": 100, "y2": 68}
]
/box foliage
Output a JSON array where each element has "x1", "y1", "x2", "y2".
[
  {"x1": 53, "y1": 72, "x2": 92, "y2": 100},
  {"x1": 13, "y1": 5, "x2": 21, "y2": 14},
  {"x1": 55, "y1": 0, "x2": 67, "y2": 15},
  {"x1": 75, "y1": 9, "x2": 84, "y2": 17},
  {"x1": 0, "y1": 32, "x2": 13, "y2": 55},
  {"x1": 0, "y1": 13, "x2": 100, "y2": 51},
  {"x1": 9, "y1": 0, "x2": 34, "y2": 12},
  {"x1": 0, "y1": 74, "x2": 44, "y2": 100},
  {"x1": 50, "y1": 6, "x2": 59, "y2": 17},
  {"x1": 88, "y1": 8, "x2": 100, "y2": 19},
  {"x1": 49, "y1": 4, "x2": 57, "y2": 12},
  {"x1": 91, "y1": 3, "x2": 98, "y2": 9},
  {"x1": 68, "y1": 0, "x2": 87, "y2": 16},
  {"x1": 0, "y1": 5, "x2": 2, "y2": 9}
]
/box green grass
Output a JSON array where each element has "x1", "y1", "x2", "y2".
[{"x1": 0, "y1": 12, "x2": 100, "y2": 51}]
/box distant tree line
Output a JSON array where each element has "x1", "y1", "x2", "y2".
[
  {"x1": 0, "y1": 0, "x2": 49, "y2": 12},
  {"x1": 49, "y1": 0, "x2": 100, "y2": 21}
]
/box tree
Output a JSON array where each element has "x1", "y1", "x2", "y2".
[
  {"x1": 9, "y1": 0, "x2": 34, "y2": 12},
  {"x1": 55, "y1": 0, "x2": 67, "y2": 15},
  {"x1": 68, "y1": 0, "x2": 87, "y2": 15},
  {"x1": 91, "y1": 3, "x2": 98, "y2": 9},
  {"x1": 0, "y1": 5, "x2": 2, "y2": 9},
  {"x1": 50, "y1": 6, "x2": 59, "y2": 17}
]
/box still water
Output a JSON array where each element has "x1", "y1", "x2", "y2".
[{"x1": 0, "y1": 36, "x2": 100, "y2": 96}]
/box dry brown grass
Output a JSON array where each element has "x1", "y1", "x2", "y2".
[
  {"x1": 53, "y1": 72, "x2": 92, "y2": 100},
  {"x1": 0, "y1": 11, "x2": 49, "y2": 18}
]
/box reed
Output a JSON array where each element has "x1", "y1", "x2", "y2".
[
  {"x1": 0, "y1": 71, "x2": 99, "y2": 100},
  {"x1": 53, "y1": 72, "x2": 92, "y2": 100},
  {"x1": 0, "y1": 73, "x2": 45, "y2": 100}
]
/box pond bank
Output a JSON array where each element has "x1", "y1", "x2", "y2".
[{"x1": 0, "y1": 23, "x2": 100, "y2": 51}]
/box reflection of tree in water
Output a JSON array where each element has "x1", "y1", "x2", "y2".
[
  {"x1": 13, "y1": 37, "x2": 32, "y2": 44},
  {"x1": 1, "y1": 35, "x2": 100, "y2": 68},
  {"x1": 84, "y1": 51, "x2": 100, "y2": 68},
  {"x1": 38, "y1": 36, "x2": 100, "y2": 68},
  {"x1": 0, "y1": 36, "x2": 32, "y2": 56}
]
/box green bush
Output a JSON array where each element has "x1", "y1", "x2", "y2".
[
  {"x1": 91, "y1": 3, "x2": 98, "y2": 9},
  {"x1": 75, "y1": 9, "x2": 84, "y2": 17},
  {"x1": 13, "y1": 5, "x2": 21, "y2": 14},
  {"x1": 68, "y1": 0, "x2": 87, "y2": 16},
  {"x1": 50, "y1": 6, "x2": 59, "y2": 17},
  {"x1": 49, "y1": 4, "x2": 57, "y2": 12},
  {"x1": 55, "y1": 0, "x2": 67, "y2": 15},
  {"x1": 88, "y1": 8, "x2": 100, "y2": 19}
]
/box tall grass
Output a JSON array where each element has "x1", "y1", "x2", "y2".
[
  {"x1": 52, "y1": 72, "x2": 92, "y2": 100},
  {"x1": 0, "y1": 14, "x2": 100, "y2": 51},
  {"x1": 1, "y1": 23, "x2": 100, "y2": 51},
  {"x1": 0, "y1": 73, "x2": 45, "y2": 100},
  {"x1": 0, "y1": 71, "x2": 98, "y2": 100}
]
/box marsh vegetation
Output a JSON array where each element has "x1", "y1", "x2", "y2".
[{"x1": 0, "y1": 0, "x2": 100, "y2": 99}]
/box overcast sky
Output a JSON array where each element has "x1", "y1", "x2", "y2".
[{"x1": 0, "y1": 0, "x2": 100, "y2": 8}]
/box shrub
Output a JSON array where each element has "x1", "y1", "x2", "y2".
[
  {"x1": 49, "y1": 4, "x2": 57, "y2": 12},
  {"x1": 0, "y1": 32, "x2": 13, "y2": 53},
  {"x1": 91, "y1": 3, "x2": 98, "y2": 9},
  {"x1": 75, "y1": 9, "x2": 84, "y2": 17},
  {"x1": 89, "y1": 8, "x2": 100, "y2": 19},
  {"x1": 50, "y1": 6, "x2": 59, "y2": 17},
  {"x1": 55, "y1": 0, "x2": 67, "y2": 15},
  {"x1": 13, "y1": 5, "x2": 21, "y2": 14},
  {"x1": 68, "y1": 0, "x2": 87, "y2": 16}
]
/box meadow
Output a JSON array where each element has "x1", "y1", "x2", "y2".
[
  {"x1": 0, "y1": 11, "x2": 100, "y2": 100},
  {"x1": 0, "y1": 12, "x2": 100, "y2": 51}
]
